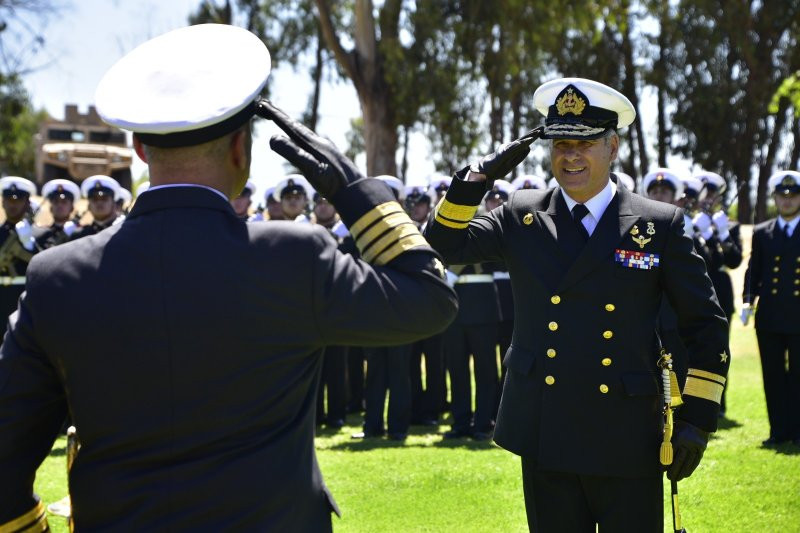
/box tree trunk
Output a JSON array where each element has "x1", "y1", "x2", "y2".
[
  {"x1": 305, "y1": 26, "x2": 324, "y2": 131},
  {"x1": 400, "y1": 125, "x2": 409, "y2": 183},
  {"x1": 361, "y1": 91, "x2": 398, "y2": 176},
  {"x1": 790, "y1": 116, "x2": 800, "y2": 168},
  {"x1": 620, "y1": 2, "x2": 648, "y2": 176}
]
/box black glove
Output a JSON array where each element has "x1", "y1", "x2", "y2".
[
  {"x1": 256, "y1": 99, "x2": 363, "y2": 198},
  {"x1": 667, "y1": 420, "x2": 709, "y2": 481},
  {"x1": 468, "y1": 127, "x2": 543, "y2": 185}
]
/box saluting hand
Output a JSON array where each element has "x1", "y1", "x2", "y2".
[
  {"x1": 668, "y1": 420, "x2": 709, "y2": 481},
  {"x1": 256, "y1": 99, "x2": 364, "y2": 199},
  {"x1": 466, "y1": 127, "x2": 543, "y2": 185}
]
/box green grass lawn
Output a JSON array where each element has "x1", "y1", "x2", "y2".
[{"x1": 34, "y1": 319, "x2": 800, "y2": 532}]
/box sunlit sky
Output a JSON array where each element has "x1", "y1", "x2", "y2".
[{"x1": 19, "y1": 0, "x2": 692, "y2": 204}]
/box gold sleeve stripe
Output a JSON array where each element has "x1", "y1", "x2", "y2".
[
  {"x1": 373, "y1": 234, "x2": 430, "y2": 265},
  {"x1": 349, "y1": 202, "x2": 404, "y2": 240},
  {"x1": 683, "y1": 376, "x2": 724, "y2": 404},
  {"x1": 0, "y1": 501, "x2": 47, "y2": 533},
  {"x1": 436, "y1": 198, "x2": 478, "y2": 222},
  {"x1": 354, "y1": 211, "x2": 412, "y2": 252},
  {"x1": 687, "y1": 368, "x2": 726, "y2": 386},
  {"x1": 434, "y1": 216, "x2": 470, "y2": 230},
  {"x1": 361, "y1": 223, "x2": 421, "y2": 264}
]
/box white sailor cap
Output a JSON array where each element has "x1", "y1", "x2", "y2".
[
  {"x1": 512, "y1": 174, "x2": 547, "y2": 191},
  {"x1": 768, "y1": 170, "x2": 800, "y2": 195},
  {"x1": 612, "y1": 172, "x2": 635, "y2": 192},
  {"x1": 272, "y1": 174, "x2": 314, "y2": 201},
  {"x1": 693, "y1": 171, "x2": 726, "y2": 193},
  {"x1": 264, "y1": 186, "x2": 277, "y2": 203},
  {"x1": 42, "y1": 179, "x2": 81, "y2": 201},
  {"x1": 680, "y1": 175, "x2": 704, "y2": 198},
  {"x1": 485, "y1": 179, "x2": 514, "y2": 201},
  {"x1": 0, "y1": 176, "x2": 36, "y2": 198},
  {"x1": 117, "y1": 188, "x2": 132, "y2": 205},
  {"x1": 136, "y1": 181, "x2": 150, "y2": 196},
  {"x1": 534, "y1": 78, "x2": 635, "y2": 140},
  {"x1": 95, "y1": 24, "x2": 271, "y2": 148},
  {"x1": 403, "y1": 184, "x2": 436, "y2": 206},
  {"x1": 642, "y1": 168, "x2": 684, "y2": 198},
  {"x1": 240, "y1": 180, "x2": 257, "y2": 197},
  {"x1": 82, "y1": 175, "x2": 122, "y2": 201},
  {"x1": 428, "y1": 174, "x2": 452, "y2": 192},
  {"x1": 373, "y1": 175, "x2": 405, "y2": 199}
]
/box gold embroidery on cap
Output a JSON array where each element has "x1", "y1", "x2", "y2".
[{"x1": 556, "y1": 88, "x2": 586, "y2": 116}]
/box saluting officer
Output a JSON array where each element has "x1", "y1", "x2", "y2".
[
  {"x1": 742, "y1": 171, "x2": 800, "y2": 447},
  {"x1": 69, "y1": 175, "x2": 122, "y2": 240},
  {"x1": 425, "y1": 77, "x2": 729, "y2": 531},
  {"x1": 0, "y1": 176, "x2": 38, "y2": 321},
  {"x1": 0, "y1": 24, "x2": 456, "y2": 532},
  {"x1": 34, "y1": 179, "x2": 81, "y2": 249}
]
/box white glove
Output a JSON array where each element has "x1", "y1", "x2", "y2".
[
  {"x1": 63, "y1": 221, "x2": 77, "y2": 236},
  {"x1": 15, "y1": 219, "x2": 36, "y2": 251},
  {"x1": 692, "y1": 212, "x2": 713, "y2": 240},
  {"x1": 740, "y1": 306, "x2": 754, "y2": 326},
  {"x1": 712, "y1": 211, "x2": 730, "y2": 241},
  {"x1": 445, "y1": 270, "x2": 458, "y2": 288}
]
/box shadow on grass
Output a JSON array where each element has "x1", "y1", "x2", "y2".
[
  {"x1": 326, "y1": 434, "x2": 498, "y2": 452},
  {"x1": 715, "y1": 416, "x2": 744, "y2": 431},
  {"x1": 49, "y1": 446, "x2": 67, "y2": 457},
  {"x1": 762, "y1": 442, "x2": 800, "y2": 456}
]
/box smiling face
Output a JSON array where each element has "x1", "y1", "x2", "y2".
[{"x1": 550, "y1": 132, "x2": 618, "y2": 203}]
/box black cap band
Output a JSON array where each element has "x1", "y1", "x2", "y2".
[{"x1": 135, "y1": 101, "x2": 256, "y2": 148}]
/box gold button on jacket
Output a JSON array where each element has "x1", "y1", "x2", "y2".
[
  {"x1": 545, "y1": 376, "x2": 555, "y2": 385},
  {"x1": 548, "y1": 321, "x2": 558, "y2": 331},
  {"x1": 602, "y1": 330, "x2": 613, "y2": 339},
  {"x1": 547, "y1": 348, "x2": 556, "y2": 358},
  {"x1": 599, "y1": 384, "x2": 609, "y2": 394},
  {"x1": 605, "y1": 304, "x2": 615, "y2": 312},
  {"x1": 601, "y1": 358, "x2": 612, "y2": 366},
  {"x1": 551, "y1": 295, "x2": 561, "y2": 304}
]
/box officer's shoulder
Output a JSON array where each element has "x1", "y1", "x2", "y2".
[
  {"x1": 507, "y1": 188, "x2": 552, "y2": 211},
  {"x1": 247, "y1": 219, "x2": 336, "y2": 249},
  {"x1": 627, "y1": 191, "x2": 679, "y2": 223},
  {"x1": 753, "y1": 219, "x2": 773, "y2": 233}
]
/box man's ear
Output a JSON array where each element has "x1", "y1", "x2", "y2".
[
  {"x1": 608, "y1": 133, "x2": 620, "y2": 162},
  {"x1": 133, "y1": 135, "x2": 148, "y2": 163},
  {"x1": 230, "y1": 129, "x2": 249, "y2": 170}
]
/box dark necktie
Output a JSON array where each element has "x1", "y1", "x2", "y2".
[
  {"x1": 783, "y1": 223, "x2": 791, "y2": 240},
  {"x1": 572, "y1": 204, "x2": 590, "y2": 241}
]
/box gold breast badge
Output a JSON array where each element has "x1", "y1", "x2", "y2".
[
  {"x1": 647, "y1": 222, "x2": 656, "y2": 236},
  {"x1": 523, "y1": 213, "x2": 534, "y2": 225},
  {"x1": 630, "y1": 224, "x2": 651, "y2": 249}
]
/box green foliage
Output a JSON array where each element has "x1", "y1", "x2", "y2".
[
  {"x1": 770, "y1": 71, "x2": 800, "y2": 117},
  {"x1": 0, "y1": 74, "x2": 47, "y2": 177}
]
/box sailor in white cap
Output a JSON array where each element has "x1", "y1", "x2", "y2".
[
  {"x1": 231, "y1": 179, "x2": 257, "y2": 221},
  {"x1": 69, "y1": 175, "x2": 122, "y2": 241},
  {"x1": 424, "y1": 76, "x2": 728, "y2": 531},
  {"x1": 272, "y1": 174, "x2": 314, "y2": 222},
  {"x1": 0, "y1": 176, "x2": 38, "y2": 316},
  {"x1": 642, "y1": 168, "x2": 684, "y2": 205},
  {"x1": 484, "y1": 179, "x2": 514, "y2": 212},
  {"x1": 675, "y1": 175, "x2": 704, "y2": 237},
  {"x1": 742, "y1": 170, "x2": 800, "y2": 447},
  {"x1": 511, "y1": 174, "x2": 547, "y2": 191},
  {"x1": 373, "y1": 174, "x2": 404, "y2": 201},
  {"x1": 611, "y1": 171, "x2": 635, "y2": 192},
  {"x1": 403, "y1": 184, "x2": 437, "y2": 230},
  {"x1": 259, "y1": 185, "x2": 283, "y2": 221},
  {"x1": 0, "y1": 23, "x2": 455, "y2": 533},
  {"x1": 429, "y1": 174, "x2": 452, "y2": 202},
  {"x1": 34, "y1": 179, "x2": 81, "y2": 249},
  {"x1": 114, "y1": 188, "x2": 133, "y2": 221}
]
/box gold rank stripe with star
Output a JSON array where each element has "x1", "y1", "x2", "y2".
[
  {"x1": 683, "y1": 368, "x2": 727, "y2": 404},
  {"x1": 433, "y1": 197, "x2": 479, "y2": 229},
  {"x1": 0, "y1": 501, "x2": 48, "y2": 533},
  {"x1": 349, "y1": 201, "x2": 428, "y2": 265}
]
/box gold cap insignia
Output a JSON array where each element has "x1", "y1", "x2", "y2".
[
  {"x1": 523, "y1": 213, "x2": 534, "y2": 225},
  {"x1": 555, "y1": 87, "x2": 587, "y2": 116},
  {"x1": 782, "y1": 176, "x2": 795, "y2": 187}
]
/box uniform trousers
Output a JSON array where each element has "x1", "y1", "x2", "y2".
[
  {"x1": 445, "y1": 322, "x2": 498, "y2": 433},
  {"x1": 521, "y1": 457, "x2": 663, "y2": 533},
  {"x1": 316, "y1": 346, "x2": 348, "y2": 425},
  {"x1": 409, "y1": 334, "x2": 445, "y2": 423},
  {"x1": 755, "y1": 329, "x2": 800, "y2": 441},
  {"x1": 363, "y1": 344, "x2": 412, "y2": 436},
  {"x1": 347, "y1": 346, "x2": 365, "y2": 413}
]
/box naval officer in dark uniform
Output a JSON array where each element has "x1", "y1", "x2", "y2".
[
  {"x1": 0, "y1": 24, "x2": 456, "y2": 532},
  {"x1": 742, "y1": 170, "x2": 800, "y2": 447},
  {"x1": 425, "y1": 77, "x2": 729, "y2": 532}
]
